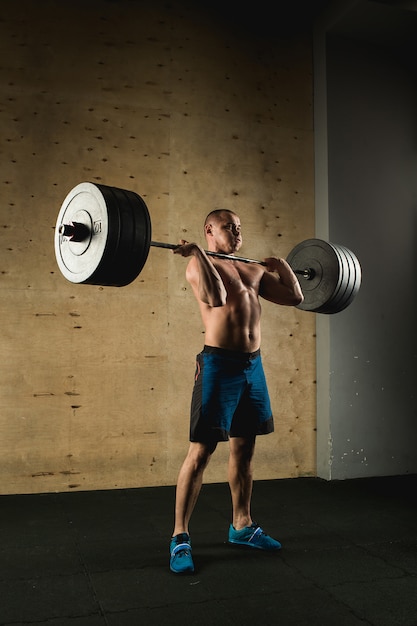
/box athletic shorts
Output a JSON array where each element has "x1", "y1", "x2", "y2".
[{"x1": 189, "y1": 345, "x2": 274, "y2": 443}]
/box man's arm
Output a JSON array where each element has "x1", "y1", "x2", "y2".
[
  {"x1": 259, "y1": 257, "x2": 304, "y2": 306},
  {"x1": 173, "y1": 241, "x2": 227, "y2": 307}
]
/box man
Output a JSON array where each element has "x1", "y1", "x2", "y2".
[{"x1": 170, "y1": 209, "x2": 304, "y2": 574}]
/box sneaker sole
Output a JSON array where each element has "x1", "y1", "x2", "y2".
[
  {"x1": 170, "y1": 564, "x2": 195, "y2": 574},
  {"x1": 228, "y1": 539, "x2": 281, "y2": 551}
]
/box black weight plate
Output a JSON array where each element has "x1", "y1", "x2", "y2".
[
  {"x1": 113, "y1": 187, "x2": 152, "y2": 285},
  {"x1": 91, "y1": 185, "x2": 151, "y2": 286},
  {"x1": 85, "y1": 185, "x2": 125, "y2": 286},
  {"x1": 286, "y1": 239, "x2": 343, "y2": 312},
  {"x1": 54, "y1": 182, "x2": 152, "y2": 286}
]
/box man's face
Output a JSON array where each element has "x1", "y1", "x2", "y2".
[{"x1": 205, "y1": 212, "x2": 242, "y2": 255}]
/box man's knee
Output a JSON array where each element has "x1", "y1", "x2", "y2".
[
  {"x1": 187, "y1": 441, "x2": 217, "y2": 467},
  {"x1": 229, "y1": 436, "x2": 256, "y2": 459}
]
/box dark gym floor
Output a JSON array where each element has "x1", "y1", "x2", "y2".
[{"x1": 1, "y1": 474, "x2": 417, "y2": 626}]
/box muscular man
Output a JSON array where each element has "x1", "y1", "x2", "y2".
[{"x1": 170, "y1": 209, "x2": 303, "y2": 574}]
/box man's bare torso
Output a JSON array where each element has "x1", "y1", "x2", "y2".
[{"x1": 188, "y1": 257, "x2": 265, "y2": 353}]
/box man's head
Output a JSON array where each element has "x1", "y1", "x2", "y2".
[{"x1": 204, "y1": 209, "x2": 242, "y2": 255}]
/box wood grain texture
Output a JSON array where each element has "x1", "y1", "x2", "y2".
[{"x1": 0, "y1": 0, "x2": 316, "y2": 494}]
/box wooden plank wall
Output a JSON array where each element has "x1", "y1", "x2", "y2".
[{"x1": 0, "y1": 0, "x2": 316, "y2": 494}]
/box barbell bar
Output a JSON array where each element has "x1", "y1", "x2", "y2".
[
  {"x1": 148, "y1": 240, "x2": 313, "y2": 279},
  {"x1": 54, "y1": 182, "x2": 361, "y2": 314}
]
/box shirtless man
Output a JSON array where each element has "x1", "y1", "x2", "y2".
[{"x1": 170, "y1": 209, "x2": 304, "y2": 574}]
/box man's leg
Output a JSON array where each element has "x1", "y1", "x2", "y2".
[
  {"x1": 173, "y1": 441, "x2": 216, "y2": 536},
  {"x1": 170, "y1": 441, "x2": 216, "y2": 574},
  {"x1": 227, "y1": 435, "x2": 281, "y2": 551},
  {"x1": 228, "y1": 435, "x2": 256, "y2": 530}
]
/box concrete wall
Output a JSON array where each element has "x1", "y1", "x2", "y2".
[
  {"x1": 314, "y1": 0, "x2": 417, "y2": 479},
  {"x1": 0, "y1": 0, "x2": 317, "y2": 494}
]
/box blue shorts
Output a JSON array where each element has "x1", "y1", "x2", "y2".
[{"x1": 189, "y1": 345, "x2": 274, "y2": 443}]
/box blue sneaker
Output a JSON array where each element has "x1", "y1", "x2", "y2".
[
  {"x1": 169, "y1": 533, "x2": 194, "y2": 573},
  {"x1": 228, "y1": 522, "x2": 282, "y2": 550}
]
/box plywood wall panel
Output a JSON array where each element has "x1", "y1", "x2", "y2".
[{"x1": 0, "y1": 0, "x2": 316, "y2": 494}]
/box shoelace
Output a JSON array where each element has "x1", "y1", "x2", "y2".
[
  {"x1": 171, "y1": 541, "x2": 191, "y2": 558},
  {"x1": 248, "y1": 525, "x2": 264, "y2": 542}
]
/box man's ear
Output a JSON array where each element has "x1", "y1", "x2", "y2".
[{"x1": 205, "y1": 223, "x2": 213, "y2": 237}]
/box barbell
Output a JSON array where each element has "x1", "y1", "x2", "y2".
[{"x1": 54, "y1": 182, "x2": 361, "y2": 314}]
